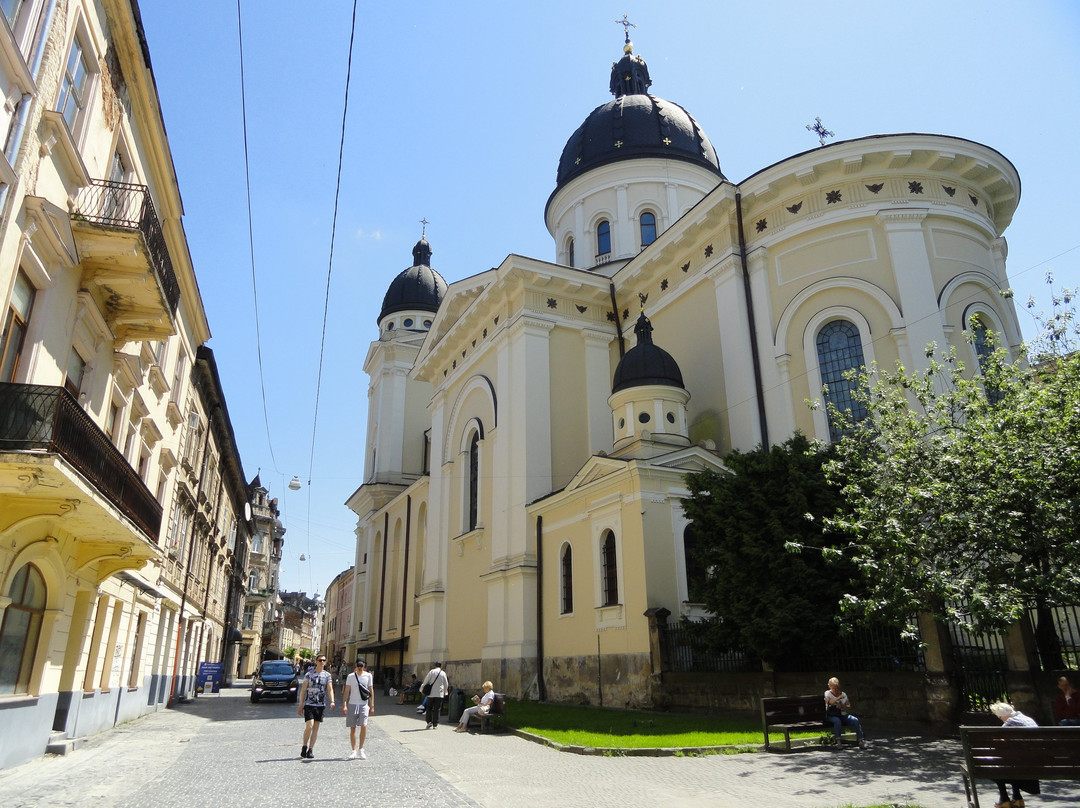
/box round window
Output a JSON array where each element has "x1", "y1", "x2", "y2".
[
  {"x1": 638, "y1": 412, "x2": 651, "y2": 424},
  {"x1": 386, "y1": 322, "x2": 395, "y2": 330},
  {"x1": 403, "y1": 318, "x2": 414, "y2": 328},
  {"x1": 618, "y1": 418, "x2": 625, "y2": 429},
  {"x1": 423, "y1": 320, "x2": 432, "y2": 328},
  {"x1": 666, "y1": 412, "x2": 675, "y2": 424}
]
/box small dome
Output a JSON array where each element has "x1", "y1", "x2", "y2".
[
  {"x1": 612, "y1": 312, "x2": 685, "y2": 393},
  {"x1": 378, "y1": 237, "x2": 447, "y2": 323},
  {"x1": 555, "y1": 40, "x2": 723, "y2": 191}
]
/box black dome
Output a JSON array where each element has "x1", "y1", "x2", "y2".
[
  {"x1": 378, "y1": 237, "x2": 448, "y2": 323},
  {"x1": 555, "y1": 42, "x2": 723, "y2": 191},
  {"x1": 612, "y1": 312, "x2": 685, "y2": 393}
]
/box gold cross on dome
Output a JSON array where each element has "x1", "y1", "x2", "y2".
[
  {"x1": 616, "y1": 14, "x2": 636, "y2": 38},
  {"x1": 575, "y1": 157, "x2": 581, "y2": 164},
  {"x1": 614, "y1": 140, "x2": 623, "y2": 148},
  {"x1": 662, "y1": 137, "x2": 672, "y2": 145},
  {"x1": 419, "y1": 217, "x2": 429, "y2": 236}
]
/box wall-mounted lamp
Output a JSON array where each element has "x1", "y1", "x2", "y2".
[{"x1": 289, "y1": 476, "x2": 302, "y2": 491}]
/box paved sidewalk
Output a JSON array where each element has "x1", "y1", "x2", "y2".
[{"x1": 2, "y1": 687, "x2": 1078, "y2": 808}]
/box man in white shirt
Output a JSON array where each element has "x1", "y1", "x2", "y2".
[{"x1": 342, "y1": 658, "x2": 374, "y2": 759}]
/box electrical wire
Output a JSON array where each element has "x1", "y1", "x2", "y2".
[{"x1": 235, "y1": 0, "x2": 280, "y2": 474}]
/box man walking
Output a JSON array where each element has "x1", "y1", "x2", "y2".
[
  {"x1": 420, "y1": 661, "x2": 449, "y2": 729},
  {"x1": 297, "y1": 654, "x2": 335, "y2": 759},
  {"x1": 342, "y1": 658, "x2": 374, "y2": 759}
]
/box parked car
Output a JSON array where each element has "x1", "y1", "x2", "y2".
[{"x1": 251, "y1": 661, "x2": 299, "y2": 703}]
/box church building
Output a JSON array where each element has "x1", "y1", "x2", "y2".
[{"x1": 345, "y1": 31, "x2": 1022, "y2": 707}]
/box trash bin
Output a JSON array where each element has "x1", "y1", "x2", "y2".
[{"x1": 448, "y1": 688, "x2": 466, "y2": 723}]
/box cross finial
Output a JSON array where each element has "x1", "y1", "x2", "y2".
[
  {"x1": 806, "y1": 116, "x2": 835, "y2": 147},
  {"x1": 616, "y1": 14, "x2": 636, "y2": 43},
  {"x1": 638, "y1": 291, "x2": 648, "y2": 310},
  {"x1": 419, "y1": 217, "x2": 429, "y2": 237}
]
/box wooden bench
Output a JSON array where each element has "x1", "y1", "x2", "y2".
[
  {"x1": 959, "y1": 726, "x2": 1080, "y2": 808},
  {"x1": 761, "y1": 695, "x2": 853, "y2": 751},
  {"x1": 466, "y1": 693, "x2": 507, "y2": 733}
]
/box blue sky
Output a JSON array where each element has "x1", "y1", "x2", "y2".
[{"x1": 137, "y1": 1, "x2": 1080, "y2": 597}]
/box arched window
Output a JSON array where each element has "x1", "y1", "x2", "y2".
[
  {"x1": 816, "y1": 319, "x2": 869, "y2": 441},
  {"x1": 596, "y1": 220, "x2": 611, "y2": 257},
  {"x1": 639, "y1": 212, "x2": 657, "y2": 247},
  {"x1": 971, "y1": 318, "x2": 1004, "y2": 404},
  {"x1": 601, "y1": 531, "x2": 618, "y2": 606},
  {"x1": 560, "y1": 544, "x2": 573, "y2": 614},
  {"x1": 566, "y1": 237, "x2": 575, "y2": 268},
  {"x1": 0, "y1": 563, "x2": 46, "y2": 695},
  {"x1": 467, "y1": 431, "x2": 480, "y2": 531},
  {"x1": 683, "y1": 524, "x2": 708, "y2": 603}
]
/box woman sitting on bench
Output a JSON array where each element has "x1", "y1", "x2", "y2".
[
  {"x1": 397, "y1": 674, "x2": 420, "y2": 704},
  {"x1": 989, "y1": 702, "x2": 1040, "y2": 808},
  {"x1": 824, "y1": 677, "x2": 865, "y2": 747},
  {"x1": 455, "y1": 681, "x2": 495, "y2": 732}
]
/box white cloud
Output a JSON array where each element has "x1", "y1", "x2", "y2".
[{"x1": 355, "y1": 228, "x2": 383, "y2": 241}]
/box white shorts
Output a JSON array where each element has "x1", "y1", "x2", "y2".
[{"x1": 345, "y1": 704, "x2": 369, "y2": 728}]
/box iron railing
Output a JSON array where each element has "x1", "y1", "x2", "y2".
[
  {"x1": 72, "y1": 179, "x2": 180, "y2": 315},
  {"x1": 782, "y1": 621, "x2": 927, "y2": 673},
  {"x1": 1028, "y1": 603, "x2": 1080, "y2": 671},
  {"x1": 658, "y1": 622, "x2": 761, "y2": 673},
  {"x1": 947, "y1": 619, "x2": 1009, "y2": 713},
  {"x1": 0, "y1": 383, "x2": 162, "y2": 538}
]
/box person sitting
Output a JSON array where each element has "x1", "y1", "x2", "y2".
[
  {"x1": 455, "y1": 681, "x2": 495, "y2": 732},
  {"x1": 1053, "y1": 675, "x2": 1080, "y2": 726},
  {"x1": 989, "y1": 702, "x2": 1040, "y2": 808},
  {"x1": 398, "y1": 674, "x2": 420, "y2": 705},
  {"x1": 824, "y1": 677, "x2": 865, "y2": 747}
]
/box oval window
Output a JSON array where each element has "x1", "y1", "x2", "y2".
[
  {"x1": 386, "y1": 322, "x2": 395, "y2": 331},
  {"x1": 403, "y1": 318, "x2": 414, "y2": 328},
  {"x1": 638, "y1": 412, "x2": 651, "y2": 424},
  {"x1": 423, "y1": 320, "x2": 432, "y2": 328},
  {"x1": 618, "y1": 418, "x2": 625, "y2": 429},
  {"x1": 666, "y1": 412, "x2": 675, "y2": 424}
]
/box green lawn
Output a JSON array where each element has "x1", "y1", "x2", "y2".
[{"x1": 506, "y1": 699, "x2": 824, "y2": 749}]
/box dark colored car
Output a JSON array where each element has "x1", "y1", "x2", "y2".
[{"x1": 251, "y1": 661, "x2": 299, "y2": 703}]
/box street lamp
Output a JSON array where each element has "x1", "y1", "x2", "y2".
[{"x1": 288, "y1": 476, "x2": 302, "y2": 491}]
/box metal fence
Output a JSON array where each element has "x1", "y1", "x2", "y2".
[
  {"x1": 657, "y1": 623, "x2": 760, "y2": 673},
  {"x1": 782, "y1": 621, "x2": 927, "y2": 673},
  {"x1": 1028, "y1": 603, "x2": 1080, "y2": 671},
  {"x1": 947, "y1": 620, "x2": 1009, "y2": 713}
]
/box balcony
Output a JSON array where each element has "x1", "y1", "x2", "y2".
[
  {"x1": 0, "y1": 383, "x2": 163, "y2": 539},
  {"x1": 70, "y1": 180, "x2": 180, "y2": 341}
]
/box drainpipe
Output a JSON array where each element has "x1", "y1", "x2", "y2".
[
  {"x1": 608, "y1": 282, "x2": 626, "y2": 358},
  {"x1": 399, "y1": 495, "x2": 411, "y2": 679},
  {"x1": 0, "y1": 0, "x2": 58, "y2": 214},
  {"x1": 735, "y1": 192, "x2": 770, "y2": 449},
  {"x1": 376, "y1": 511, "x2": 388, "y2": 670},
  {"x1": 535, "y1": 515, "x2": 546, "y2": 701},
  {"x1": 168, "y1": 402, "x2": 220, "y2": 706}
]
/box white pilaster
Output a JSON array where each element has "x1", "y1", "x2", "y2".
[
  {"x1": 615, "y1": 184, "x2": 630, "y2": 258},
  {"x1": 710, "y1": 256, "x2": 763, "y2": 451},
  {"x1": 582, "y1": 329, "x2": 614, "y2": 454}
]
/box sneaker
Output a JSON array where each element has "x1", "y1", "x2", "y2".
[
  {"x1": 305, "y1": 748, "x2": 315, "y2": 759},
  {"x1": 300, "y1": 746, "x2": 308, "y2": 759},
  {"x1": 858, "y1": 739, "x2": 866, "y2": 748},
  {"x1": 416, "y1": 707, "x2": 425, "y2": 714},
  {"x1": 359, "y1": 749, "x2": 367, "y2": 760},
  {"x1": 347, "y1": 749, "x2": 357, "y2": 760},
  {"x1": 425, "y1": 723, "x2": 432, "y2": 729}
]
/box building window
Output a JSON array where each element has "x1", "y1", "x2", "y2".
[
  {"x1": 0, "y1": 563, "x2": 46, "y2": 695},
  {"x1": 560, "y1": 544, "x2": 573, "y2": 614},
  {"x1": 57, "y1": 32, "x2": 92, "y2": 132},
  {"x1": 1, "y1": 270, "x2": 34, "y2": 381},
  {"x1": 64, "y1": 348, "x2": 86, "y2": 399},
  {"x1": 971, "y1": 318, "x2": 1004, "y2": 405},
  {"x1": 640, "y1": 212, "x2": 657, "y2": 247},
  {"x1": 596, "y1": 220, "x2": 611, "y2": 257},
  {"x1": 467, "y1": 431, "x2": 480, "y2": 531},
  {"x1": 816, "y1": 319, "x2": 869, "y2": 441},
  {"x1": 243, "y1": 605, "x2": 255, "y2": 630},
  {"x1": 567, "y1": 237, "x2": 575, "y2": 267},
  {"x1": 683, "y1": 524, "x2": 708, "y2": 603},
  {"x1": 601, "y1": 530, "x2": 618, "y2": 606}
]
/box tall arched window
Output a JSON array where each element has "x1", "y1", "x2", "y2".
[
  {"x1": 0, "y1": 563, "x2": 46, "y2": 695},
  {"x1": 971, "y1": 318, "x2": 1004, "y2": 404},
  {"x1": 683, "y1": 524, "x2": 708, "y2": 603},
  {"x1": 601, "y1": 531, "x2": 618, "y2": 606},
  {"x1": 560, "y1": 544, "x2": 573, "y2": 614},
  {"x1": 467, "y1": 431, "x2": 480, "y2": 531},
  {"x1": 639, "y1": 212, "x2": 657, "y2": 247},
  {"x1": 596, "y1": 220, "x2": 611, "y2": 257},
  {"x1": 816, "y1": 319, "x2": 869, "y2": 441},
  {"x1": 566, "y1": 237, "x2": 575, "y2": 268}
]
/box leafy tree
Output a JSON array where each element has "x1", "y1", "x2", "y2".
[
  {"x1": 820, "y1": 278, "x2": 1080, "y2": 653},
  {"x1": 682, "y1": 434, "x2": 855, "y2": 666}
]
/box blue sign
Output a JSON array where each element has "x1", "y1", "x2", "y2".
[{"x1": 196, "y1": 662, "x2": 224, "y2": 694}]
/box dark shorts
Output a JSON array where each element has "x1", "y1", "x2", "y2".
[{"x1": 303, "y1": 706, "x2": 326, "y2": 723}]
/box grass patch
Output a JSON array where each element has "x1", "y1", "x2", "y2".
[{"x1": 506, "y1": 700, "x2": 821, "y2": 749}]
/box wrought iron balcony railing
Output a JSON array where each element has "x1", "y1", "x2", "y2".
[
  {"x1": 0, "y1": 383, "x2": 163, "y2": 538},
  {"x1": 72, "y1": 179, "x2": 181, "y2": 315}
]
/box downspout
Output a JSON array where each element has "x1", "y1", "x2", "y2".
[
  {"x1": 608, "y1": 282, "x2": 626, "y2": 358},
  {"x1": 0, "y1": 0, "x2": 58, "y2": 214},
  {"x1": 399, "y1": 495, "x2": 412, "y2": 678},
  {"x1": 535, "y1": 515, "x2": 546, "y2": 701},
  {"x1": 376, "y1": 511, "x2": 388, "y2": 669},
  {"x1": 735, "y1": 192, "x2": 770, "y2": 449},
  {"x1": 168, "y1": 402, "x2": 220, "y2": 706}
]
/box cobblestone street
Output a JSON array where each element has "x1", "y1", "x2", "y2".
[{"x1": 1, "y1": 685, "x2": 1078, "y2": 808}]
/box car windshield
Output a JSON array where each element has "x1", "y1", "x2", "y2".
[{"x1": 261, "y1": 662, "x2": 295, "y2": 675}]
